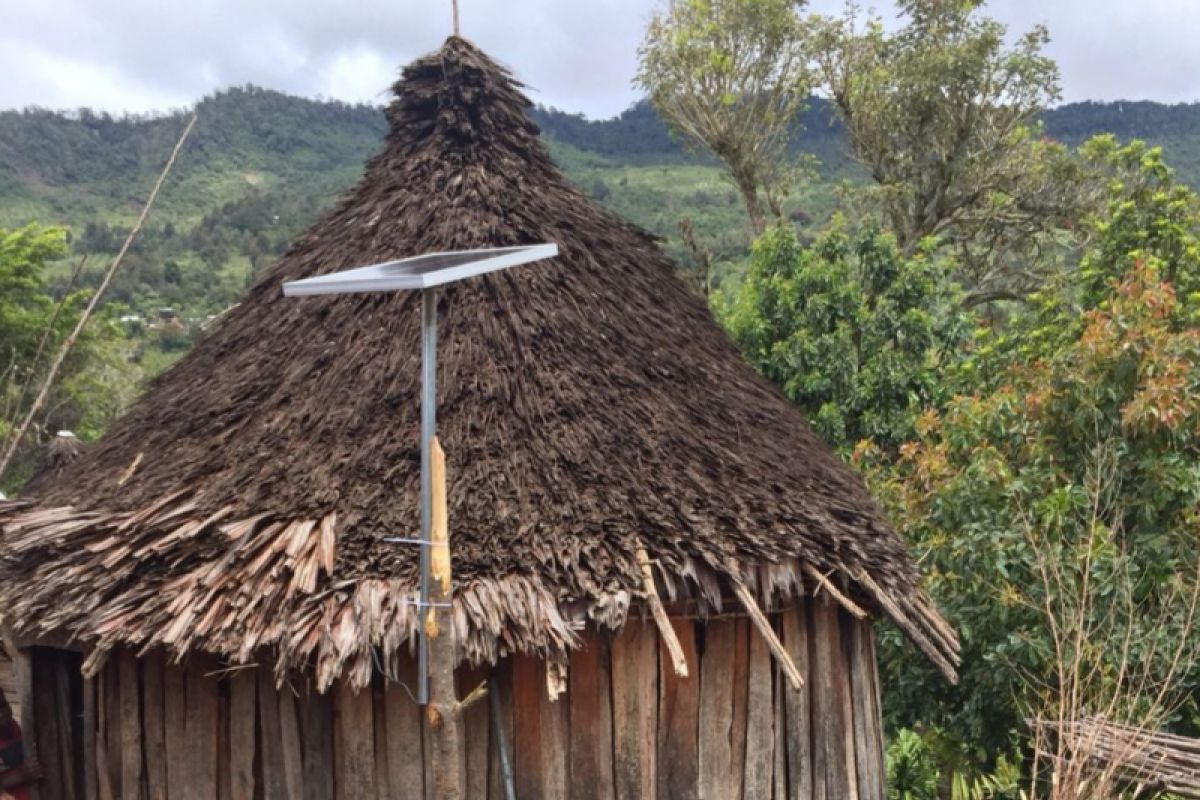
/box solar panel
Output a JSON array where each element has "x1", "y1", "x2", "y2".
[{"x1": 281, "y1": 243, "x2": 558, "y2": 296}]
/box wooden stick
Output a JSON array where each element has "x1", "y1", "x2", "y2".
[
  {"x1": 426, "y1": 436, "x2": 465, "y2": 799},
  {"x1": 457, "y1": 681, "x2": 487, "y2": 712},
  {"x1": 729, "y1": 572, "x2": 804, "y2": 690},
  {"x1": 451, "y1": 0, "x2": 460, "y2": 36},
  {"x1": 856, "y1": 570, "x2": 959, "y2": 684},
  {"x1": 635, "y1": 543, "x2": 688, "y2": 677},
  {"x1": 0, "y1": 114, "x2": 196, "y2": 482},
  {"x1": 804, "y1": 563, "x2": 867, "y2": 619}
]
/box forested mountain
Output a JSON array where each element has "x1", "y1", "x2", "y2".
[{"x1": 2, "y1": 86, "x2": 1200, "y2": 325}]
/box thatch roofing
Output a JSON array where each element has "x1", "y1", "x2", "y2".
[
  {"x1": 23, "y1": 430, "x2": 85, "y2": 495},
  {"x1": 0, "y1": 38, "x2": 958, "y2": 688}
]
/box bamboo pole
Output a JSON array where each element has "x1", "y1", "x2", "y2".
[
  {"x1": 425, "y1": 436, "x2": 465, "y2": 799},
  {"x1": 0, "y1": 114, "x2": 196, "y2": 483}
]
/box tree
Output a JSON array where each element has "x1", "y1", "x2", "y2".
[
  {"x1": 717, "y1": 221, "x2": 971, "y2": 455},
  {"x1": 862, "y1": 141, "x2": 1200, "y2": 780},
  {"x1": 812, "y1": 0, "x2": 1074, "y2": 299},
  {"x1": 0, "y1": 225, "x2": 138, "y2": 491},
  {"x1": 637, "y1": 0, "x2": 813, "y2": 235}
]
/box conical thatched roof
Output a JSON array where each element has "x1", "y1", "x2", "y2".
[{"x1": 0, "y1": 38, "x2": 958, "y2": 687}]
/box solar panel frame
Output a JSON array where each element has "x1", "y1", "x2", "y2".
[{"x1": 281, "y1": 243, "x2": 558, "y2": 296}]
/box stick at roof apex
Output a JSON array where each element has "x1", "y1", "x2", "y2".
[{"x1": 452, "y1": 0, "x2": 460, "y2": 36}]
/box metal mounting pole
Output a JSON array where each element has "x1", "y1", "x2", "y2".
[
  {"x1": 417, "y1": 287, "x2": 438, "y2": 705},
  {"x1": 489, "y1": 675, "x2": 516, "y2": 800}
]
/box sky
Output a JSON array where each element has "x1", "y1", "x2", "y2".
[{"x1": 1, "y1": 0, "x2": 1198, "y2": 119}]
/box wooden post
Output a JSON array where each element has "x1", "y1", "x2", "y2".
[
  {"x1": 426, "y1": 437, "x2": 465, "y2": 799},
  {"x1": 635, "y1": 544, "x2": 687, "y2": 677}
]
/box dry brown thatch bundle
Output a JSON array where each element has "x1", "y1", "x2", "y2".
[
  {"x1": 22, "y1": 430, "x2": 86, "y2": 495},
  {"x1": 0, "y1": 37, "x2": 958, "y2": 689}
]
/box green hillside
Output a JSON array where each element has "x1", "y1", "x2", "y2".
[{"x1": 2, "y1": 88, "x2": 1200, "y2": 327}]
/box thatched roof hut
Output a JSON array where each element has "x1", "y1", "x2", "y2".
[{"x1": 0, "y1": 38, "x2": 957, "y2": 800}]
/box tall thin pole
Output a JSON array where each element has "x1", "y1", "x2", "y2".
[
  {"x1": 418, "y1": 287, "x2": 438, "y2": 705},
  {"x1": 489, "y1": 676, "x2": 516, "y2": 800},
  {"x1": 451, "y1": 0, "x2": 460, "y2": 36}
]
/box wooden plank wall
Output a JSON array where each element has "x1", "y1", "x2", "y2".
[{"x1": 35, "y1": 598, "x2": 886, "y2": 800}]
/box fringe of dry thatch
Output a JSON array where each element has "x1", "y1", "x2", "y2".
[{"x1": 0, "y1": 497, "x2": 957, "y2": 689}]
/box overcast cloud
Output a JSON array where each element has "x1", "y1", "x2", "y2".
[{"x1": 1, "y1": 0, "x2": 1198, "y2": 119}]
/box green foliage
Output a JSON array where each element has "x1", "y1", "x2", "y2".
[
  {"x1": 717, "y1": 222, "x2": 970, "y2": 453},
  {"x1": 637, "y1": 0, "x2": 814, "y2": 232},
  {"x1": 0, "y1": 225, "x2": 138, "y2": 490},
  {"x1": 811, "y1": 0, "x2": 1078, "y2": 297},
  {"x1": 864, "y1": 141, "x2": 1200, "y2": 769},
  {"x1": 886, "y1": 729, "x2": 1022, "y2": 800},
  {"x1": 887, "y1": 728, "x2": 940, "y2": 800}
]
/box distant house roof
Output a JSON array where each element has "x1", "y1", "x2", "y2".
[{"x1": 0, "y1": 37, "x2": 958, "y2": 688}]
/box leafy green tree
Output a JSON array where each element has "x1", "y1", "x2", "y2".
[
  {"x1": 811, "y1": 0, "x2": 1079, "y2": 299},
  {"x1": 637, "y1": 0, "x2": 813, "y2": 234},
  {"x1": 717, "y1": 222, "x2": 970, "y2": 454},
  {"x1": 863, "y1": 140, "x2": 1200, "y2": 775},
  {"x1": 0, "y1": 225, "x2": 138, "y2": 490}
]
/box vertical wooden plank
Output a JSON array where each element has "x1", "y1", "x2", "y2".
[
  {"x1": 459, "y1": 665, "x2": 491, "y2": 800},
  {"x1": 53, "y1": 657, "x2": 79, "y2": 800},
  {"x1": 279, "y1": 683, "x2": 304, "y2": 800},
  {"x1": 218, "y1": 676, "x2": 231, "y2": 800},
  {"x1": 656, "y1": 618, "x2": 698, "y2": 800},
  {"x1": 744, "y1": 624, "x2": 775, "y2": 799},
  {"x1": 511, "y1": 653, "x2": 541, "y2": 800},
  {"x1": 835, "y1": 612, "x2": 859, "y2": 800},
  {"x1": 569, "y1": 632, "x2": 615, "y2": 800},
  {"x1": 372, "y1": 683, "x2": 390, "y2": 800},
  {"x1": 163, "y1": 660, "x2": 187, "y2": 800},
  {"x1": 95, "y1": 668, "x2": 114, "y2": 800},
  {"x1": 334, "y1": 681, "x2": 377, "y2": 800},
  {"x1": 83, "y1": 675, "x2": 97, "y2": 800},
  {"x1": 611, "y1": 621, "x2": 657, "y2": 800},
  {"x1": 781, "y1": 603, "x2": 812, "y2": 800},
  {"x1": 808, "y1": 599, "x2": 853, "y2": 800},
  {"x1": 259, "y1": 669, "x2": 287, "y2": 799},
  {"x1": 540, "y1": 664, "x2": 569, "y2": 800},
  {"x1": 118, "y1": 651, "x2": 144, "y2": 800},
  {"x1": 773, "y1": 649, "x2": 787, "y2": 800},
  {"x1": 143, "y1": 653, "x2": 168, "y2": 800},
  {"x1": 300, "y1": 685, "x2": 334, "y2": 800},
  {"x1": 731, "y1": 619, "x2": 750, "y2": 800},
  {"x1": 485, "y1": 660, "x2": 513, "y2": 800},
  {"x1": 33, "y1": 653, "x2": 65, "y2": 800},
  {"x1": 383, "y1": 651, "x2": 423, "y2": 800},
  {"x1": 699, "y1": 619, "x2": 736, "y2": 800},
  {"x1": 847, "y1": 620, "x2": 885, "y2": 800},
  {"x1": 511, "y1": 653, "x2": 567, "y2": 800},
  {"x1": 228, "y1": 671, "x2": 256, "y2": 800},
  {"x1": 187, "y1": 658, "x2": 220, "y2": 800},
  {"x1": 104, "y1": 660, "x2": 121, "y2": 799}
]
